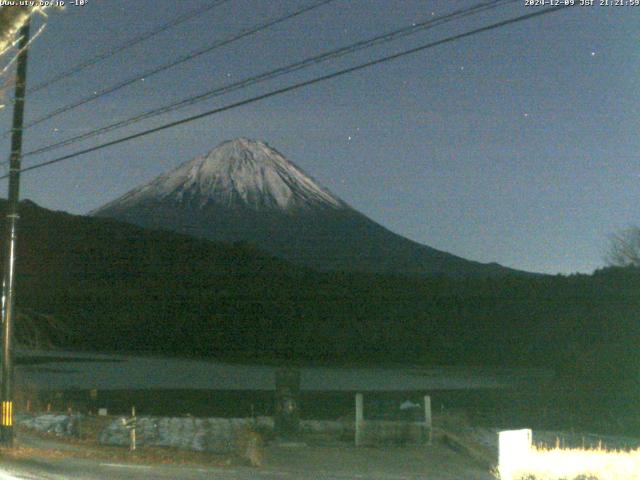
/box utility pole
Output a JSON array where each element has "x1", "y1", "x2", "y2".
[{"x1": 0, "y1": 19, "x2": 30, "y2": 447}]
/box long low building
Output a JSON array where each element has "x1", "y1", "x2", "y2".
[{"x1": 15, "y1": 349, "x2": 552, "y2": 392}]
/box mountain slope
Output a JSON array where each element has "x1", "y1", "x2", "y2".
[{"x1": 92, "y1": 138, "x2": 523, "y2": 277}]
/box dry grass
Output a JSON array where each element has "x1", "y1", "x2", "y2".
[
  {"x1": 497, "y1": 444, "x2": 640, "y2": 480},
  {"x1": 236, "y1": 427, "x2": 265, "y2": 467}
]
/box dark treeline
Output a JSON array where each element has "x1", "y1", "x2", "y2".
[{"x1": 3, "y1": 200, "x2": 640, "y2": 431}]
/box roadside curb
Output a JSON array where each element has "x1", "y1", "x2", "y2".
[{"x1": 440, "y1": 430, "x2": 496, "y2": 470}]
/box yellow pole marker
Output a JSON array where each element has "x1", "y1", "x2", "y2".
[{"x1": 2, "y1": 401, "x2": 12, "y2": 426}]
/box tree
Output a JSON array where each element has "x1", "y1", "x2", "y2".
[{"x1": 606, "y1": 226, "x2": 640, "y2": 267}]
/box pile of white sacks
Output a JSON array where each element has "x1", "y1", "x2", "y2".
[
  {"x1": 15, "y1": 413, "x2": 80, "y2": 436},
  {"x1": 16, "y1": 413, "x2": 273, "y2": 453},
  {"x1": 99, "y1": 416, "x2": 274, "y2": 453},
  {"x1": 17, "y1": 413, "x2": 350, "y2": 453}
]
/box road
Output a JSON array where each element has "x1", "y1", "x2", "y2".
[
  {"x1": 0, "y1": 441, "x2": 494, "y2": 479},
  {"x1": 0, "y1": 460, "x2": 487, "y2": 480}
]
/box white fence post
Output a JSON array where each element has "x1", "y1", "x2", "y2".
[
  {"x1": 355, "y1": 393, "x2": 363, "y2": 447},
  {"x1": 130, "y1": 406, "x2": 137, "y2": 452},
  {"x1": 424, "y1": 395, "x2": 432, "y2": 445},
  {"x1": 498, "y1": 429, "x2": 532, "y2": 480}
]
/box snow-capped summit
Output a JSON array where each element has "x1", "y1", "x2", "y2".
[{"x1": 99, "y1": 138, "x2": 345, "y2": 212}]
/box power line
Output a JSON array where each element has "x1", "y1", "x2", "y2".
[
  {"x1": 27, "y1": 0, "x2": 232, "y2": 95},
  {"x1": 23, "y1": 0, "x2": 515, "y2": 158},
  {"x1": 1, "y1": 5, "x2": 572, "y2": 181},
  {"x1": 9, "y1": 0, "x2": 337, "y2": 136}
]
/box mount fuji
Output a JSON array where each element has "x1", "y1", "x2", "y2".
[{"x1": 92, "y1": 138, "x2": 521, "y2": 277}]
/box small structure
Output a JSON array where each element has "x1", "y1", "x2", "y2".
[
  {"x1": 274, "y1": 368, "x2": 301, "y2": 438},
  {"x1": 355, "y1": 393, "x2": 431, "y2": 446},
  {"x1": 498, "y1": 429, "x2": 531, "y2": 480}
]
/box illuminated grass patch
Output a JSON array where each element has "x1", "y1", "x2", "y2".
[{"x1": 497, "y1": 429, "x2": 640, "y2": 480}]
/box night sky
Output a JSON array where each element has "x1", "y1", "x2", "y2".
[{"x1": 0, "y1": 0, "x2": 637, "y2": 275}]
